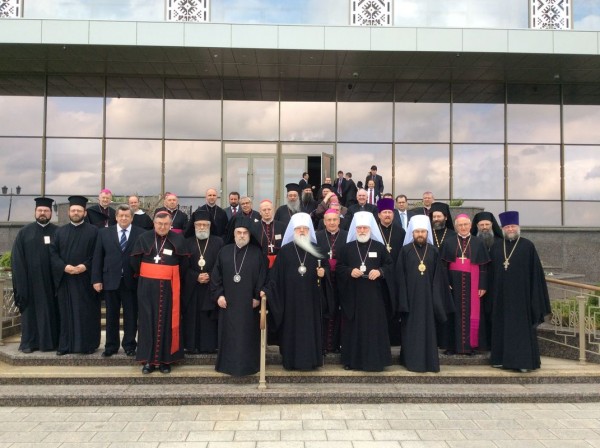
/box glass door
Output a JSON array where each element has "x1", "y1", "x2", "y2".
[{"x1": 225, "y1": 154, "x2": 276, "y2": 204}]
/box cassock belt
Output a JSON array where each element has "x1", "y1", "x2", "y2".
[
  {"x1": 449, "y1": 258, "x2": 480, "y2": 348},
  {"x1": 140, "y1": 262, "x2": 181, "y2": 355},
  {"x1": 171, "y1": 228, "x2": 183, "y2": 234}
]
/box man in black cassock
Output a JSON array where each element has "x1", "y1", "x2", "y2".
[
  {"x1": 263, "y1": 212, "x2": 332, "y2": 370},
  {"x1": 375, "y1": 198, "x2": 406, "y2": 346},
  {"x1": 154, "y1": 192, "x2": 189, "y2": 235},
  {"x1": 344, "y1": 188, "x2": 378, "y2": 230},
  {"x1": 92, "y1": 204, "x2": 144, "y2": 357},
  {"x1": 430, "y1": 202, "x2": 456, "y2": 250},
  {"x1": 470, "y1": 211, "x2": 503, "y2": 349},
  {"x1": 86, "y1": 189, "x2": 116, "y2": 228},
  {"x1": 337, "y1": 212, "x2": 395, "y2": 371},
  {"x1": 489, "y1": 211, "x2": 551, "y2": 373},
  {"x1": 315, "y1": 208, "x2": 348, "y2": 354},
  {"x1": 195, "y1": 188, "x2": 228, "y2": 238},
  {"x1": 131, "y1": 211, "x2": 189, "y2": 374},
  {"x1": 50, "y1": 196, "x2": 100, "y2": 355},
  {"x1": 440, "y1": 214, "x2": 490, "y2": 356},
  {"x1": 181, "y1": 210, "x2": 224, "y2": 354},
  {"x1": 11, "y1": 197, "x2": 59, "y2": 353},
  {"x1": 250, "y1": 200, "x2": 286, "y2": 270},
  {"x1": 396, "y1": 215, "x2": 452, "y2": 373},
  {"x1": 129, "y1": 195, "x2": 153, "y2": 231},
  {"x1": 274, "y1": 183, "x2": 303, "y2": 227},
  {"x1": 210, "y1": 217, "x2": 267, "y2": 376}
]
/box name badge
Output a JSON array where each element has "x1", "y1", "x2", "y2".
[
  {"x1": 163, "y1": 249, "x2": 173, "y2": 256},
  {"x1": 368, "y1": 252, "x2": 378, "y2": 258},
  {"x1": 44, "y1": 236, "x2": 51, "y2": 244},
  {"x1": 275, "y1": 234, "x2": 282, "y2": 240}
]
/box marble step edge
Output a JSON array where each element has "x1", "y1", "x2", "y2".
[{"x1": 1, "y1": 385, "x2": 599, "y2": 406}]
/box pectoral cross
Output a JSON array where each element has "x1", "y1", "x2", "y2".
[
  {"x1": 459, "y1": 255, "x2": 466, "y2": 264},
  {"x1": 328, "y1": 250, "x2": 333, "y2": 259},
  {"x1": 386, "y1": 244, "x2": 391, "y2": 253},
  {"x1": 503, "y1": 260, "x2": 509, "y2": 270},
  {"x1": 153, "y1": 254, "x2": 161, "y2": 264},
  {"x1": 268, "y1": 243, "x2": 275, "y2": 253}
]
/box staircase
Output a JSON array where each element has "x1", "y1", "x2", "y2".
[{"x1": 1, "y1": 333, "x2": 599, "y2": 406}]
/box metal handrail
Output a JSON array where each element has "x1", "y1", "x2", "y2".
[{"x1": 546, "y1": 277, "x2": 600, "y2": 293}]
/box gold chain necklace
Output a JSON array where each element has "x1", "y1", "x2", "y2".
[
  {"x1": 433, "y1": 227, "x2": 447, "y2": 248},
  {"x1": 502, "y1": 236, "x2": 520, "y2": 271},
  {"x1": 412, "y1": 242, "x2": 428, "y2": 276},
  {"x1": 457, "y1": 235, "x2": 471, "y2": 264}
]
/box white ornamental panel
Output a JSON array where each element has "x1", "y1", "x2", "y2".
[
  {"x1": 530, "y1": 0, "x2": 571, "y2": 30},
  {"x1": 166, "y1": 0, "x2": 209, "y2": 22},
  {"x1": 351, "y1": 0, "x2": 392, "y2": 26},
  {"x1": 0, "y1": 0, "x2": 22, "y2": 19}
]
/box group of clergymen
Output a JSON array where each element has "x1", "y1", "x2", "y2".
[{"x1": 11, "y1": 174, "x2": 551, "y2": 376}]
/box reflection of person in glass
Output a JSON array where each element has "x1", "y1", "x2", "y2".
[{"x1": 12, "y1": 197, "x2": 59, "y2": 354}]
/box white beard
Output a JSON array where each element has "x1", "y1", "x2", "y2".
[
  {"x1": 195, "y1": 230, "x2": 210, "y2": 240},
  {"x1": 356, "y1": 234, "x2": 370, "y2": 243},
  {"x1": 293, "y1": 234, "x2": 323, "y2": 259},
  {"x1": 235, "y1": 237, "x2": 249, "y2": 248}
]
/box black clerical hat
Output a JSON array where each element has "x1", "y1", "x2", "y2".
[
  {"x1": 285, "y1": 183, "x2": 301, "y2": 194},
  {"x1": 34, "y1": 197, "x2": 54, "y2": 209},
  {"x1": 191, "y1": 209, "x2": 211, "y2": 223},
  {"x1": 68, "y1": 195, "x2": 88, "y2": 208}
]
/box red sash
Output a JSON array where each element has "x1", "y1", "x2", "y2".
[
  {"x1": 140, "y1": 262, "x2": 181, "y2": 354},
  {"x1": 267, "y1": 254, "x2": 277, "y2": 269}
]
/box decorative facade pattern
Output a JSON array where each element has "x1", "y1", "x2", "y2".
[
  {"x1": 530, "y1": 0, "x2": 570, "y2": 30},
  {"x1": 166, "y1": 0, "x2": 209, "y2": 22},
  {"x1": 0, "y1": 0, "x2": 22, "y2": 19},
  {"x1": 351, "y1": 0, "x2": 392, "y2": 26}
]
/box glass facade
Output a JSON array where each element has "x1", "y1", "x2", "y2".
[
  {"x1": 1, "y1": 75, "x2": 599, "y2": 226},
  {"x1": 14, "y1": 0, "x2": 600, "y2": 30}
]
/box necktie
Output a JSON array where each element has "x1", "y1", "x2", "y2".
[
  {"x1": 233, "y1": 207, "x2": 237, "y2": 216},
  {"x1": 369, "y1": 189, "x2": 374, "y2": 204},
  {"x1": 337, "y1": 181, "x2": 342, "y2": 195},
  {"x1": 401, "y1": 212, "x2": 406, "y2": 229},
  {"x1": 120, "y1": 229, "x2": 127, "y2": 252}
]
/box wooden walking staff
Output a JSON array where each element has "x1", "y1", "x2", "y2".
[{"x1": 258, "y1": 291, "x2": 268, "y2": 390}]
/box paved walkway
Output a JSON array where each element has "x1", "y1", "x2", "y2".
[{"x1": 1, "y1": 402, "x2": 600, "y2": 447}]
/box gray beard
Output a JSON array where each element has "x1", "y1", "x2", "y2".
[
  {"x1": 294, "y1": 234, "x2": 323, "y2": 259},
  {"x1": 235, "y1": 238, "x2": 249, "y2": 248},
  {"x1": 503, "y1": 229, "x2": 520, "y2": 241},
  {"x1": 477, "y1": 230, "x2": 495, "y2": 249},
  {"x1": 302, "y1": 193, "x2": 313, "y2": 203},
  {"x1": 287, "y1": 200, "x2": 301, "y2": 213},
  {"x1": 432, "y1": 221, "x2": 445, "y2": 231},
  {"x1": 195, "y1": 230, "x2": 210, "y2": 240}
]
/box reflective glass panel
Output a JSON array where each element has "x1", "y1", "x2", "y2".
[
  {"x1": 211, "y1": 0, "x2": 349, "y2": 25},
  {"x1": 105, "y1": 140, "x2": 162, "y2": 196},
  {"x1": 46, "y1": 138, "x2": 102, "y2": 195},
  {"x1": 282, "y1": 144, "x2": 334, "y2": 155},
  {"x1": 0, "y1": 96, "x2": 44, "y2": 136},
  {"x1": 106, "y1": 98, "x2": 163, "y2": 138},
  {"x1": 282, "y1": 157, "x2": 306, "y2": 199},
  {"x1": 506, "y1": 201, "x2": 561, "y2": 226},
  {"x1": 226, "y1": 157, "x2": 250, "y2": 199},
  {"x1": 574, "y1": 2, "x2": 600, "y2": 30},
  {"x1": 460, "y1": 200, "x2": 506, "y2": 221},
  {"x1": 224, "y1": 143, "x2": 276, "y2": 154},
  {"x1": 453, "y1": 144, "x2": 504, "y2": 200},
  {"x1": 223, "y1": 101, "x2": 279, "y2": 141},
  {"x1": 165, "y1": 100, "x2": 221, "y2": 140},
  {"x1": 507, "y1": 104, "x2": 560, "y2": 143},
  {"x1": 280, "y1": 102, "x2": 335, "y2": 141},
  {"x1": 0, "y1": 138, "x2": 41, "y2": 196},
  {"x1": 165, "y1": 141, "x2": 221, "y2": 196},
  {"x1": 395, "y1": 103, "x2": 450, "y2": 142},
  {"x1": 452, "y1": 104, "x2": 504, "y2": 143},
  {"x1": 252, "y1": 157, "x2": 276, "y2": 203},
  {"x1": 564, "y1": 146, "x2": 600, "y2": 200},
  {"x1": 507, "y1": 145, "x2": 560, "y2": 200},
  {"x1": 563, "y1": 106, "x2": 600, "y2": 144},
  {"x1": 394, "y1": 144, "x2": 449, "y2": 198},
  {"x1": 564, "y1": 202, "x2": 600, "y2": 227},
  {"x1": 338, "y1": 143, "x2": 393, "y2": 194},
  {"x1": 0, "y1": 195, "x2": 39, "y2": 222},
  {"x1": 47, "y1": 97, "x2": 104, "y2": 137},
  {"x1": 337, "y1": 103, "x2": 393, "y2": 142},
  {"x1": 24, "y1": 0, "x2": 163, "y2": 21}
]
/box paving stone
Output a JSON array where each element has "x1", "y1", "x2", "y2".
[
  {"x1": 398, "y1": 442, "x2": 450, "y2": 448},
  {"x1": 42, "y1": 431, "x2": 95, "y2": 442},
  {"x1": 443, "y1": 410, "x2": 490, "y2": 420},
  {"x1": 214, "y1": 420, "x2": 258, "y2": 431},
  {"x1": 302, "y1": 420, "x2": 347, "y2": 430},
  {"x1": 353, "y1": 442, "x2": 401, "y2": 448},
  {"x1": 363, "y1": 409, "x2": 406, "y2": 420},
  {"x1": 405, "y1": 411, "x2": 448, "y2": 420},
  {"x1": 206, "y1": 443, "x2": 255, "y2": 448},
  {"x1": 258, "y1": 420, "x2": 302, "y2": 430},
  {"x1": 462, "y1": 429, "x2": 512, "y2": 440},
  {"x1": 345, "y1": 419, "x2": 391, "y2": 429},
  {"x1": 0, "y1": 413, "x2": 25, "y2": 421},
  {"x1": 196, "y1": 411, "x2": 239, "y2": 421},
  {"x1": 22, "y1": 413, "x2": 73, "y2": 422},
  {"x1": 494, "y1": 442, "x2": 546, "y2": 448},
  {"x1": 125, "y1": 422, "x2": 172, "y2": 432},
  {"x1": 566, "y1": 411, "x2": 600, "y2": 419},
  {"x1": 431, "y1": 419, "x2": 479, "y2": 429},
  {"x1": 540, "y1": 442, "x2": 595, "y2": 448},
  {"x1": 10, "y1": 444, "x2": 61, "y2": 448},
  {"x1": 168, "y1": 421, "x2": 214, "y2": 431},
  {"x1": 474, "y1": 419, "x2": 523, "y2": 429},
  {"x1": 80, "y1": 422, "x2": 128, "y2": 432},
  {"x1": 515, "y1": 419, "x2": 564, "y2": 429},
  {"x1": 137, "y1": 432, "x2": 189, "y2": 442},
  {"x1": 91, "y1": 432, "x2": 143, "y2": 442},
  {"x1": 233, "y1": 430, "x2": 281, "y2": 441},
  {"x1": 549, "y1": 428, "x2": 600, "y2": 439},
  {"x1": 42, "y1": 443, "x2": 109, "y2": 448},
  {"x1": 187, "y1": 431, "x2": 235, "y2": 442},
  {"x1": 109, "y1": 412, "x2": 156, "y2": 422},
  {"x1": 371, "y1": 430, "x2": 420, "y2": 441},
  {"x1": 108, "y1": 443, "x2": 159, "y2": 448},
  {"x1": 416, "y1": 430, "x2": 466, "y2": 441},
  {"x1": 325, "y1": 429, "x2": 372, "y2": 441},
  {"x1": 159, "y1": 443, "x2": 208, "y2": 448},
  {"x1": 557, "y1": 419, "x2": 600, "y2": 429},
  {"x1": 388, "y1": 420, "x2": 435, "y2": 430},
  {"x1": 67, "y1": 412, "x2": 115, "y2": 422},
  {"x1": 321, "y1": 410, "x2": 365, "y2": 420},
  {"x1": 238, "y1": 411, "x2": 280, "y2": 421},
  {"x1": 280, "y1": 429, "x2": 326, "y2": 440},
  {"x1": 32, "y1": 421, "x2": 84, "y2": 432},
  {"x1": 281, "y1": 409, "x2": 322, "y2": 420},
  {"x1": 505, "y1": 429, "x2": 558, "y2": 439},
  {"x1": 304, "y1": 442, "x2": 353, "y2": 448},
  {"x1": 446, "y1": 442, "x2": 497, "y2": 448},
  {"x1": 0, "y1": 431, "x2": 49, "y2": 443},
  {"x1": 256, "y1": 442, "x2": 303, "y2": 448}
]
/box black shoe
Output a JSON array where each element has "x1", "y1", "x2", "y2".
[
  {"x1": 125, "y1": 349, "x2": 136, "y2": 357},
  {"x1": 159, "y1": 363, "x2": 171, "y2": 374},
  {"x1": 142, "y1": 363, "x2": 155, "y2": 374},
  {"x1": 83, "y1": 349, "x2": 96, "y2": 355},
  {"x1": 21, "y1": 348, "x2": 35, "y2": 354},
  {"x1": 343, "y1": 365, "x2": 351, "y2": 370},
  {"x1": 444, "y1": 350, "x2": 455, "y2": 356},
  {"x1": 185, "y1": 348, "x2": 199, "y2": 355},
  {"x1": 101, "y1": 351, "x2": 115, "y2": 358},
  {"x1": 56, "y1": 350, "x2": 68, "y2": 356}
]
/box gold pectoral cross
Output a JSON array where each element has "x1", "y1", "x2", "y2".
[{"x1": 503, "y1": 259, "x2": 510, "y2": 270}]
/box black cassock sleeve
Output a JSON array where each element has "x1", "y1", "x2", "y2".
[
  {"x1": 530, "y1": 248, "x2": 551, "y2": 326},
  {"x1": 11, "y1": 231, "x2": 28, "y2": 311}
]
